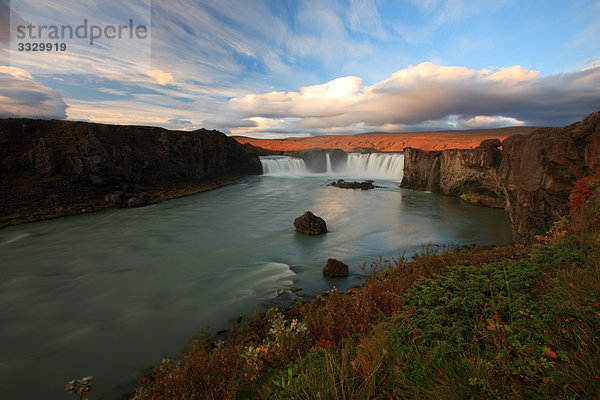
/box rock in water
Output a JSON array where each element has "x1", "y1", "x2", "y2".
[
  {"x1": 330, "y1": 179, "x2": 375, "y2": 190},
  {"x1": 127, "y1": 193, "x2": 150, "y2": 208},
  {"x1": 322, "y1": 258, "x2": 348, "y2": 277},
  {"x1": 294, "y1": 211, "x2": 327, "y2": 235}
]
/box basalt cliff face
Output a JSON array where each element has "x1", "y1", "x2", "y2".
[
  {"x1": 0, "y1": 119, "x2": 262, "y2": 227},
  {"x1": 401, "y1": 112, "x2": 600, "y2": 243}
]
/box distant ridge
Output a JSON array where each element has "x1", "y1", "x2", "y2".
[{"x1": 234, "y1": 126, "x2": 538, "y2": 152}]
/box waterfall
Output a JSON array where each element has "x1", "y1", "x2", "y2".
[
  {"x1": 260, "y1": 153, "x2": 404, "y2": 180},
  {"x1": 344, "y1": 153, "x2": 404, "y2": 181},
  {"x1": 261, "y1": 156, "x2": 307, "y2": 176},
  {"x1": 425, "y1": 156, "x2": 440, "y2": 192},
  {"x1": 325, "y1": 153, "x2": 333, "y2": 174}
]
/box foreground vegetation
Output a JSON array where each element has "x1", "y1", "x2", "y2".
[{"x1": 130, "y1": 181, "x2": 600, "y2": 399}]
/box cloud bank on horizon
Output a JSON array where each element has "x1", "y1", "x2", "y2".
[
  {"x1": 228, "y1": 62, "x2": 600, "y2": 136},
  {"x1": 1, "y1": 0, "x2": 600, "y2": 137}
]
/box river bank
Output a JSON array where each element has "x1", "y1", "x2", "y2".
[{"x1": 0, "y1": 119, "x2": 262, "y2": 228}]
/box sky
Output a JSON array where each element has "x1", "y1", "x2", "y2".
[{"x1": 1, "y1": 0, "x2": 600, "y2": 138}]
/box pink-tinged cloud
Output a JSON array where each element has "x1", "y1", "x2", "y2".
[
  {"x1": 0, "y1": 67, "x2": 67, "y2": 119},
  {"x1": 148, "y1": 70, "x2": 175, "y2": 85},
  {"x1": 228, "y1": 62, "x2": 600, "y2": 135}
]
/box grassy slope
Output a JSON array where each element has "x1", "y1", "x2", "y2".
[{"x1": 130, "y1": 195, "x2": 600, "y2": 399}]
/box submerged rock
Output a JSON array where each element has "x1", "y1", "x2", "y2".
[
  {"x1": 294, "y1": 211, "x2": 327, "y2": 235},
  {"x1": 322, "y1": 258, "x2": 348, "y2": 277},
  {"x1": 330, "y1": 179, "x2": 375, "y2": 190}
]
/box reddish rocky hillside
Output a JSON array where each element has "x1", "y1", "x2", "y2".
[{"x1": 233, "y1": 126, "x2": 537, "y2": 152}]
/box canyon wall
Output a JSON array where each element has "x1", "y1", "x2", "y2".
[
  {"x1": 401, "y1": 111, "x2": 600, "y2": 243},
  {"x1": 0, "y1": 119, "x2": 262, "y2": 226}
]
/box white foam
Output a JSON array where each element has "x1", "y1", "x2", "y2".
[
  {"x1": 344, "y1": 153, "x2": 404, "y2": 181},
  {"x1": 260, "y1": 153, "x2": 404, "y2": 181},
  {"x1": 0, "y1": 233, "x2": 30, "y2": 247},
  {"x1": 261, "y1": 156, "x2": 308, "y2": 176}
]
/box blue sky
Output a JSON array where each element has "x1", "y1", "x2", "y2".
[{"x1": 2, "y1": 0, "x2": 600, "y2": 138}]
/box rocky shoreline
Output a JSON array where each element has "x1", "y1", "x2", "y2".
[{"x1": 0, "y1": 119, "x2": 262, "y2": 228}]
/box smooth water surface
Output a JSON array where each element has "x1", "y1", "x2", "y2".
[{"x1": 0, "y1": 167, "x2": 512, "y2": 399}]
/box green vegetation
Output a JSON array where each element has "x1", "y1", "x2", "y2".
[
  {"x1": 131, "y1": 185, "x2": 600, "y2": 399},
  {"x1": 460, "y1": 192, "x2": 506, "y2": 208}
]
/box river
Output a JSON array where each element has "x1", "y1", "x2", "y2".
[{"x1": 0, "y1": 154, "x2": 512, "y2": 399}]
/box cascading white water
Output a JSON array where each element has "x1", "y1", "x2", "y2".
[
  {"x1": 261, "y1": 156, "x2": 307, "y2": 176},
  {"x1": 260, "y1": 153, "x2": 404, "y2": 180},
  {"x1": 325, "y1": 153, "x2": 333, "y2": 174},
  {"x1": 344, "y1": 153, "x2": 404, "y2": 181}
]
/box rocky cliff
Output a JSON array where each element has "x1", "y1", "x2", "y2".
[
  {"x1": 302, "y1": 149, "x2": 348, "y2": 173},
  {"x1": 0, "y1": 119, "x2": 262, "y2": 227},
  {"x1": 401, "y1": 111, "x2": 600, "y2": 243}
]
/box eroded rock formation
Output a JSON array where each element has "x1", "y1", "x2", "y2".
[
  {"x1": 401, "y1": 111, "x2": 600, "y2": 243},
  {"x1": 302, "y1": 149, "x2": 347, "y2": 173},
  {"x1": 0, "y1": 119, "x2": 262, "y2": 226}
]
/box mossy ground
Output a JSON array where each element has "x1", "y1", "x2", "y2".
[{"x1": 460, "y1": 192, "x2": 506, "y2": 209}]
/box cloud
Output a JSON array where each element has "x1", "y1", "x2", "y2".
[
  {"x1": 230, "y1": 76, "x2": 363, "y2": 118},
  {"x1": 166, "y1": 118, "x2": 192, "y2": 126},
  {"x1": 346, "y1": 0, "x2": 385, "y2": 37},
  {"x1": 148, "y1": 70, "x2": 175, "y2": 85},
  {"x1": 457, "y1": 115, "x2": 524, "y2": 129},
  {"x1": 227, "y1": 62, "x2": 600, "y2": 137},
  {"x1": 0, "y1": 67, "x2": 67, "y2": 119}
]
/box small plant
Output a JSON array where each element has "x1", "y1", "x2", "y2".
[
  {"x1": 65, "y1": 376, "x2": 93, "y2": 400},
  {"x1": 273, "y1": 367, "x2": 295, "y2": 389},
  {"x1": 241, "y1": 309, "x2": 310, "y2": 375},
  {"x1": 570, "y1": 170, "x2": 600, "y2": 212},
  {"x1": 536, "y1": 215, "x2": 568, "y2": 246}
]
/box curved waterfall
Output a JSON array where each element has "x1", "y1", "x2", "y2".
[
  {"x1": 344, "y1": 153, "x2": 404, "y2": 180},
  {"x1": 261, "y1": 156, "x2": 307, "y2": 176},
  {"x1": 260, "y1": 153, "x2": 404, "y2": 180}
]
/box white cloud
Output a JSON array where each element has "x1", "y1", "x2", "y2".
[
  {"x1": 226, "y1": 62, "x2": 600, "y2": 137},
  {"x1": 347, "y1": 0, "x2": 385, "y2": 37},
  {"x1": 458, "y1": 115, "x2": 524, "y2": 129}
]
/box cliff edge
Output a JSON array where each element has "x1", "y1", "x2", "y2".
[
  {"x1": 0, "y1": 119, "x2": 262, "y2": 227},
  {"x1": 401, "y1": 111, "x2": 600, "y2": 243}
]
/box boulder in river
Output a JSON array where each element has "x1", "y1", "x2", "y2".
[
  {"x1": 294, "y1": 211, "x2": 327, "y2": 235},
  {"x1": 322, "y1": 258, "x2": 349, "y2": 277},
  {"x1": 330, "y1": 179, "x2": 375, "y2": 190}
]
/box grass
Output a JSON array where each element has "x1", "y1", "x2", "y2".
[{"x1": 130, "y1": 190, "x2": 600, "y2": 400}]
